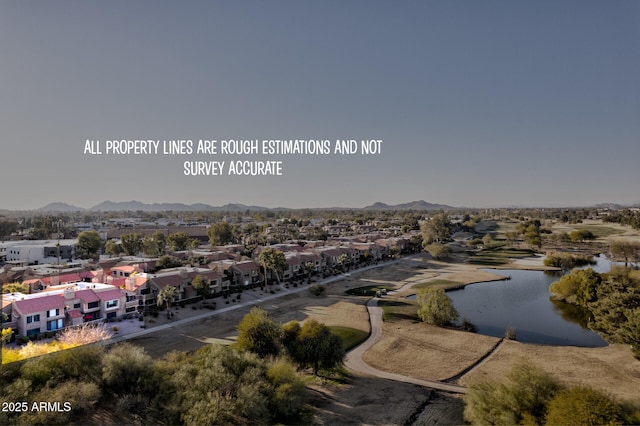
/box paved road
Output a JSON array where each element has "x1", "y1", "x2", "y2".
[{"x1": 344, "y1": 298, "x2": 467, "y2": 394}]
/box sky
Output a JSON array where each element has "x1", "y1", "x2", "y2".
[{"x1": 1, "y1": 1, "x2": 639, "y2": 210}]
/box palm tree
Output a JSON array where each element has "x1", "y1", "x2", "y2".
[
  {"x1": 304, "y1": 261, "x2": 315, "y2": 283},
  {"x1": 157, "y1": 285, "x2": 179, "y2": 319},
  {"x1": 337, "y1": 253, "x2": 350, "y2": 272},
  {"x1": 259, "y1": 248, "x2": 286, "y2": 286}
]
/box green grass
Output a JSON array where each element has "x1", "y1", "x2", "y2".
[
  {"x1": 329, "y1": 326, "x2": 369, "y2": 351},
  {"x1": 412, "y1": 279, "x2": 461, "y2": 290},
  {"x1": 378, "y1": 299, "x2": 419, "y2": 322},
  {"x1": 468, "y1": 257, "x2": 510, "y2": 266},
  {"x1": 468, "y1": 246, "x2": 536, "y2": 266},
  {"x1": 568, "y1": 225, "x2": 624, "y2": 238},
  {"x1": 345, "y1": 285, "x2": 396, "y2": 296}
]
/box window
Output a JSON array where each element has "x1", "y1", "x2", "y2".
[
  {"x1": 105, "y1": 300, "x2": 118, "y2": 309},
  {"x1": 26, "y1": 328, "x2": 40, "y2": 337},
  {"x1": 26, "y1": 314, "x2": 40, "y2": 323},
  {"x1": 47, "y1": 308, "x2": 60, "y2": 318},
  {"x1": 73, "y1": 303, "x2": 81, "y2": 309},
  {"x1": 46, "y1": 319, "x2": 63, "y2": 331},
  {"x1": 88, "y1": 301, "x2": 99, "y2": 309}
]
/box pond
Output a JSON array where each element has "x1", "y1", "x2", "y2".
[
  {"x1": 443, "y1": 268, "x2": 607, "y2": 347},
  {"x1": 408, "y1": 255, "x2": 640, "y2": 346}
]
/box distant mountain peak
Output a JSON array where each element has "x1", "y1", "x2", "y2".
[
  {"x1": 364, "y1": 200, "x2": 454, "y2": 210},
  {"x1": 37, "y1": 202, "x2": 84, "y2": 212}
]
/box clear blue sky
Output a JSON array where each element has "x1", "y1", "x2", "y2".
[{"x1": 2, "y1": 1, "x2": 639, "y2": 210}]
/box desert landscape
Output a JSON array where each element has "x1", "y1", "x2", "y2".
[{"x1": 128, "y1": 245, "x2": 640, "y2": 424}]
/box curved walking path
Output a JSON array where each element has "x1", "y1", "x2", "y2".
[
  {"x1": 107, "y1": 254, "x2": 485, "y2": 395},
  {"x1": 344, "y1": 298, "x2": 467, "y2": 394}
]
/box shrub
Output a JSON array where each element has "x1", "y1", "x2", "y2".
[
  {"x1": 309, "y1": 284, "x2": 325, "y2": 296},
  {"x1": 464, "y1": 358, "x2": 560, "y2": 425},
  {"x1": 424, "y1": 242, "x2": 451, "y2": 260},
  {"x1": 462, "y1": 319, "x2": 478, "y2": 333},
  {"x1": 544, "y1": 252, "x2": 596, "y2": 270},
  {"x1": 545, "y1": 386, "x2": 623, "y2": 425}
]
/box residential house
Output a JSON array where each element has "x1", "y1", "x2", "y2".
[
  {"x1": 216, "y1": 260, "x2": 262, "y2": 287},
  {"x1": 5, "y1": 282, "x2": 131, "y2": 337}
]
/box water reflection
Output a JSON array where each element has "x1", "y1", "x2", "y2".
[
  {"x1": 548, "y1": 298, "x2": 592, "y2": 329},
  {"x1": 407, "y1": 255, "x2": 638, "y2": 346},
  {"x1": 410, "y1": 266, "x2": 608, "y2": 346}
]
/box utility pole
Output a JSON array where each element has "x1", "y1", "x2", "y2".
[{"x1": 54, "y1": 219, "x2": 62, "y2": 265}]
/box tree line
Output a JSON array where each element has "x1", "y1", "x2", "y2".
[
  {"x1": 549, "y1": 266, "x2": 640, "y2": 359},
  {"x1": 0, "y1": 308, "x2": 346, "y2": 425}
]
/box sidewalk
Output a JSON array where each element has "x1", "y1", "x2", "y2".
[{"x1": 109, "y1": 258, "x2": 407, "y2": 345}]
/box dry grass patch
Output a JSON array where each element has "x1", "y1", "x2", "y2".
[
  {"x1": 363, "y1": 321, "x2": 500, "y2": 381},
  {"x1": 459, "y1": 340, "x2": 640, "y2": 402},
  {"x1": 302, "y1": 301, "x2": 369, "y2": 332}
]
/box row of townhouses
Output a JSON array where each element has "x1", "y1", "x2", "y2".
[{"x1": 2, "y1": 236, "x2": 415, "y2": 338}]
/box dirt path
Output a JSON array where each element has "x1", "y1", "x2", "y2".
[
  {"x1": 444, "y1": 338, "x2": 505, "y2": 383},
  {"x1": 345, "y1": 298, "x2": 467, "y2": 394}
]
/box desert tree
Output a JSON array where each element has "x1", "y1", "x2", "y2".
[
  {"x1": 77, "y1": 230, "x2": 102, "y2": 259},
  {"x1": 421, "y1": 212, "x2": 453, "y2": 244},
  {"x1": 167, "y1": 231, "x2": 197, "y2": 252},
  {"x1": 143, "y1": 231, "x2": 166, "y2": 257},
  {"x1": 610, "y1": 240, "x2": 640, "y2": 266},
  {"x1": 236, "y1": 307, "x2": 282, "y2": 358},
  {"x1": 416, "y1": 287, "x2": 459, "y2": 326},
  {"x1": 105, "y1": 239, "x2": 121, "y2": 257},
  {"x1": 208, "y1": 222, "x2": 234, "y2": 246},
  {"x1": 120, "y1": 233, "x2": 143, "y2": 256},
  {"x1": 191, "y1": 274, "x2": 211, "y2": 298},
  {"x1": 286, "y1": 319, "x2": 344, "y2": 375}
]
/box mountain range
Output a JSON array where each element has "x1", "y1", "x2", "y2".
[
  {"x1": 26, "y1": 199, "x2": 640, "y2": 212},
  {"x1": 34, "y1": 199, "x2": 454, "y2": 212},
  {"x1": 363, "y1": 200, "x2": 453, "y2": 210}
]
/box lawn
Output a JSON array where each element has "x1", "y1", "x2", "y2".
[
  {"x1": 329, "y1": 326, "x2": 370, "y2": 351},
  {"x1": 378, "y1": 299, "x2": 419, "y2": 322},
  {"x1": 345, "y1": 285, "x2": 396, "y2": 296},
  {"x1": 412, "y1": 279, "x2": 462, "y2": 290},
  {"x1": 568, "y1": 224, "x2": 625, "y2": 238},
  {"x1": 468, "y1": 246, "x2": 536, "y2": 266}
]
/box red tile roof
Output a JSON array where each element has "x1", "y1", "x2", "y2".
[
  {"x1": 67, "y1": 309, "x2": 82, "y2": 319},
  {"x1": 41, "y1": 273, "x2": 83, "y2": 285},
  {"x1": 149, "y1": 275, "x2": 180, "y2": 290},
  {"x1": 231, "y1": 261, "x2": 259, "y2": 273},
  {"x1": 95, "y1": 288, "x2": 125, "y2": 301},
  {"x1": 75, "y1": 289, "x2": 100, "y2": 304},
  {"x1": 14, "y1": 294, "x2": 64, "y2": 314},
  {"x1": 108, "y1": 277, "x2": 127, "y2": 287}
]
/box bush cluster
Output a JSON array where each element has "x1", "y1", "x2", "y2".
[{"x1": 464, "y1": 358, "x2": 639, "y2": 425}]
